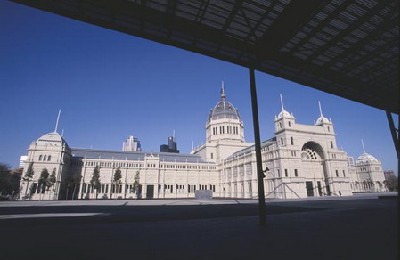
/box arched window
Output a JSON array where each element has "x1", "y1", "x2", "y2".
[
  {"x1": 288, "y1": 121, "x2": 292, "y2": 127},
  {"x1": 47, "y1": 155, "x2": 51, "y2": 161},
  {"x1": 290, "y1": 137, "x2": 294, "y2": 145},
  {"x1": 331, "y1": 141, "x2": 333, "y2": 148},
  {"x1": 43, "y1": 155, "x2": 47, "y2": 161},
  {"x1": 39, "y1": 155, "x2": 43, "y2": 161}
]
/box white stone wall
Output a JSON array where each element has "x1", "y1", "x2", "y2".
[{"x1": 77, "y1": 156, "x2": 219, "y2": 200}]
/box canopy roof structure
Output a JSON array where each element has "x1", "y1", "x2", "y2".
[{"x1": 11, "y1": 0, "x2": 399, "y2": 114}]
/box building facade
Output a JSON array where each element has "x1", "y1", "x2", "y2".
[{"x1": 19, "y1": 85, "x2": 388, "y2": 200}]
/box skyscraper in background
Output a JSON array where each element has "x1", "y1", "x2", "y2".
[{"x1": 122, "y1": 136, "x2": 141, "y2": 152}]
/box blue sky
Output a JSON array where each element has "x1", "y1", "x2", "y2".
[{"x1": 0, "y1": 1, "x2": 398, "y2": 174}]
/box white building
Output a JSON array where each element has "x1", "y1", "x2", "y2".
[
  {"x1": 19, "y1": 84, "x2": 388, "y2": 200},
  {"x1": 122, "y1": 135, "x2": 141, "y2": 151},
  {"x1": 349, "y1": 153, "x2": 387, "y2": 192},
  {"x1": 19, "y1": 155, "x2": 28, "y2": 168}
]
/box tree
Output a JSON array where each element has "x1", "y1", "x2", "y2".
[
  {"x1": 111, "y1": 167, "x2": 122, "y2": 198},
  {"x1": 0, "y1": 164, "x2": 12, "y2": 198},
  {"x1": 22, "y1": 162, "x2": 35, "y2": 197},
  {"x1": 10, "y1": 168, "x2": 22, "y2": 199},
  {"x1": 90, "y1": 166, "x2": 101, "y2": 199},
  {"x1": 385, "y1": 174, "x2": 398, "y2": 191},
  {"x1": 46, "y1": 168, "x2": 57, "y2": 200},
  {"x1": 38, "y1": 168, "x2": 49, "y2": 195},
  {"x1": 132, "y1": 171, "x2": 141, "y2": 199}
]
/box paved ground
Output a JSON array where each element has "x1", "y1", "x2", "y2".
[{"x1": 0, "y1": 193, "x2": 397, "y2": 260}]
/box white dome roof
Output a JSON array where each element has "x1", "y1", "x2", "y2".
[
  {"x1": 208, "y1": 86, "x2": 241, "y2": 122},
  {"x1": 315, "y1": 116, "x2": 331, "y2": 125},
  {"x1": 277, "y1": 109, "x2": 294, "y2": 119},
  {"x1": 356, "y1": 152, "x2": 379, "y2": 164},
  {"x1": 36, "y1": 132, "x2": 68, "y2": 147}
]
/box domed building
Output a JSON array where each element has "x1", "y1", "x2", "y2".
[
  {"x1": 349, "y1": 151, "x2": 387, "y2": 192},
  {"x1": 20, "y1": 131, "x2": 72, "y2": 200},
  {"x1": 192, "y1": 82, "x2": 251, "y2": 163},
  {"x1": 19, "y1": 84, "x2": 387, "y2": 200}
]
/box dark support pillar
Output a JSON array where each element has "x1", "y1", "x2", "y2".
[
  {"x1": 385, "y1": 111, "x2": 399, "y2": 191},
  {"x1": 249, "y1": 68, "x2": 266, "y2": 226},
  {"x1": 385, "y1": 111, "x2": 399, "y2": 159}
]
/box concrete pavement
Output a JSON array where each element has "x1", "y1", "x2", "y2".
[{"x1": 0, "y1": 193, "x2": 397, "y2": 260}]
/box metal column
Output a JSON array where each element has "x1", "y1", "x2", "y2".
[
  {"x1": 385, "y1": 111, "x2": 399, "y2": 159},
  {"x1": 249, "y1": 68, "x2": 266, "y2": 226}
]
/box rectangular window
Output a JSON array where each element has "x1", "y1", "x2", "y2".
[
  {"x1": 294, "y1": 169, "x2": 298, "y2": 177},
  {"x1": 284, "y1": 169, "x2": 288, "y2": 177},
  {"x1": 335, "y1": 170, "x2": 339, "y2": 177}
]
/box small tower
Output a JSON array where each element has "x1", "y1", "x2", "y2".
[
  {"x1": 274, "y1": 94, "x2": 295, "y2": 133},
  {"x1": 314, "y1": 101, "x2": 334, "y2": 134},
  {"x1": 206, "y1": 82, "x2": 244, "y2": 143}
]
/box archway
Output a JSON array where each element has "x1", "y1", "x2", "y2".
[{"x1": 301, "y1": 142, "x2": 330, "y2": 196}]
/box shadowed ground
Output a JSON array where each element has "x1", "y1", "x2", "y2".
[{"x1": 0, "y1": 193, "x2": 397, "y2": 260}]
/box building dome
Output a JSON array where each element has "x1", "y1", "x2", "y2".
[
  {"x1": 315, "y1": 116, "x2": 331, "y2": 125},
  {"x1": 356, "y1": 152, "x2": 379, "y2": 164},
  {"x1": 36, "y1": 132, "x2": 68, "y2": 147},
  {"x1": 314, "y1": 101, "x2": 331, "y2": 125},
  {"x1": 208, "y1": 85, "x2": 241, "y2": 122},
  {"x1": 277, "y1": 109, "x2": 294, "y2": 119}
]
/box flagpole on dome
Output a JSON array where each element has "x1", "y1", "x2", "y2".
[{"x1": 54, "y1": 109, "x2": 61, "y2": 133}]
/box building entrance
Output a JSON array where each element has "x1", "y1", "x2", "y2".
[
  {"x1": 146, "y1": 185, "x2": 154, "y2": 199},
  {"x1": 306, "y1": 181, "x2": 314, "y2": 197},
  {"x1": 317, "y1": 181, "x2": 323, "y2": 196}
]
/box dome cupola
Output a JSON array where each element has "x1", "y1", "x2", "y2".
[
  {"x1": 275, "y1": 94, "x2": 294, "y2": 120},
  {"x1": 206, "y1": 82, "x2": 244, "y2": 143},
  {"x1": 315, "y1": 101, "x2": 331, "y2": 125},
  {"x1": 208, "y1": 82, "x2": 241, "y2": 122},
  {"x1": 356, "y1": 152, "x2": 379, "y2": 164}
]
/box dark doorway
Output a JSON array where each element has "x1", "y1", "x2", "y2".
[
  {"x1": 146, "y1": 185, "x2": 154, "y2": 199},
  {"x1": 317, "y1": 181, "x2": 323, "y2": 196},
  {"x1": 326, "y1": 184, "x2": 331, "y2": 196},
  {"x1": 306, "y1": 181, "x2": 314, "y2": 197}
]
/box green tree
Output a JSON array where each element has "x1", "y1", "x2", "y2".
[
  {"x1": 0, "y1": 164, "x2": 11, "y2": 197},
  {"x1": 112, "y1": 167, "x2": 122, "y2": 198},
  {"x1": 47, "y1": 168, "x2": 57, "y2": 189},
  {"x1": 10, "y1": 168, "x2": 22, "y2": 199},
  {"x1": 133, "y1": 171, "x2": 141, "y2": 199},
  {"x1": 90, "y1": 166, "x2": 101, "y2": 199},
  {"x1": 45, "y1": 168, "x2": 57, "y2": 200},
  {"x1": 38, "y1": 168, "x2": 49, "y2": 196},
  {"x1": 385, "y1": 175, "x2": 398, "y2": 191},
  {"x1": 22, "y1": 162, "x2": 35, "y2": 197}
]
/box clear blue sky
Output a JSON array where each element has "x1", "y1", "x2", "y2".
[{"x1": 0, "y1": 1, "x2": 398, "y2": 175}]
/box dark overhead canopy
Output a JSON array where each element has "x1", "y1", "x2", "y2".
[{"x1": 11, "y1": 0, "x2": 399, "y2": 114}]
